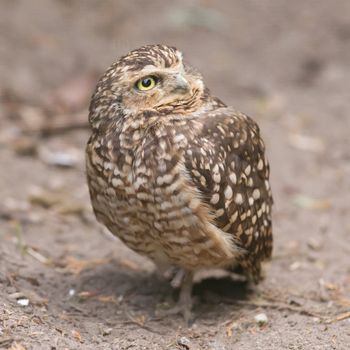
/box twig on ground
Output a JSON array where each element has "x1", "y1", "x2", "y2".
[
  {"x1": 0, "y1": 338, "x2": 14, "y2": 348},
  {"x1": 123, "y1": 307, "x2": 166, "y2": 335},
  {"x1": 14, "y1": 222, "x2": 27, "y2": 256},
  {"x1": 324, "y1": 311, "x2": 350, "y2": 324},
  {"x1": 26, "y1": 247, "x2": 51, "y2": 265}
]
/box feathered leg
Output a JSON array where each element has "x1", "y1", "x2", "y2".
[{"x1": 157, "y1": 269, "x2": 194, "y2": 326}]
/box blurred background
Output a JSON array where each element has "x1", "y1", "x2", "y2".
[{"x1": 0, "y1": 1, "x2": 349, "y2": 349}]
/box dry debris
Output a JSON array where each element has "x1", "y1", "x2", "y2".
[
  {"x1": 225, "y1": 320, "x2": 239, "y2": 337},
  {"x1": 59, "y1": 256, "x2": 110, "y2": 274},
  {"x1": 176, "y1": 336, "x2": 191, "y2": 349},
  {"x1": 28, "y1": 188, "x2": 87, "y2": 217},
  {"x1": 8, "y1": 290, "x2": 48, "y2": 307},
  {"x1": 292, "y1": 194, "x2": 331, "y2": 210},
  {"x1": 9, "y1": 342, "x2": 27, "y2": 350},
  {"x1": 324, "y1": 311, "x2": 350, "y2": 324},
  {"x1": 288, "y1": 133, "x2": 325, "y2": 153},
  {"x1": 71, "y1": 329, "x2": 83, "y2": 343},
  {"x1": 0, "y1": 338, "x2": 14, "y2": 348},
  {"x1": 12, "y1": 137, "x2": 38, "y2": 156}
]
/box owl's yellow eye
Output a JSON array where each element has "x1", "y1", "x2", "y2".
[{"x1": 135, "y1": 76, "x2": 158, "y2": 91}]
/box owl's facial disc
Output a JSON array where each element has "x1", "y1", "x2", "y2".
[
  {"x1": 88, "y1": 45, "x2": 207, "y2": 128},
  {"x1": 127, "y1": 63, "x2": 202, "y2": 112}
]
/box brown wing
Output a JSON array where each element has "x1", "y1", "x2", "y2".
[{"x1": 184, "y1": 109, "x2": 273, "y2": 281}]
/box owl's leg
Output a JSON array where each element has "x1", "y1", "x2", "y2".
[
  {"x1": 157, "y1": 270, "x2": 194, "y2": 325},
  {"x1": 163, "y1": 266, "x2": 186, "y2": 288},
  {"x1": 177, "y1": 270, "x2": 194, "y2": 324}
]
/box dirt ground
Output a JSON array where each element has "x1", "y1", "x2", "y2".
[{"x1": 1, "y1": 1, "x2": 350, "y2": 349}]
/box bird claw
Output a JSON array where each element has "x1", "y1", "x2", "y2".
[{"x1": 157, "y1": 300, "x2": 194, "y2": 326}]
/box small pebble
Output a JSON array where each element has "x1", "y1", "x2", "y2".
[
  {"x1": 307, "y1": 238, "x2": 323, "y2": 251},
  {"x1": 177, "y1": 336, "x2": 190, "y2": 349},
  {"x1": 102, "y1": 328, "x2": 112, "y2": 336},
  {"x1": 289, "y1": 261, "x2": 301, "y2": 271},
  {"x1": 254, "y1": 313, "x2": 268, "y2": 326},
  {"x1": 13, "y1": 137, "x2": 38, "y2": 156},
  {"x1": 40, "y1": 149, "x2": 80, "y2": 168},
  {"x1": 17, "y1": 298, "x2": 30, "y2": 306}
]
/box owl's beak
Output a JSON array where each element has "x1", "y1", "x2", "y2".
[{"x1": 174, "y1": 74, "x2": 190, "y2": 93}]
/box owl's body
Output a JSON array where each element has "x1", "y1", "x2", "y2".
[{"x1": 86, "y1": 45, "x2": 273, "y2": 321}]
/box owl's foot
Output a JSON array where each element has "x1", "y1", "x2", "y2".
[{"x1": 158, "y1": 270, "x2": 194, "y2": 326}]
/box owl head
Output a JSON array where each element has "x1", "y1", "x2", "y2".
[{"x1": 89, "y1": 44, "x2": 206, "y2": 128}]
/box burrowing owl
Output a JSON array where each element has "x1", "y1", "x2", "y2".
[{"x1": 86, "y1": 44, "x2": 273, "y2": 322}]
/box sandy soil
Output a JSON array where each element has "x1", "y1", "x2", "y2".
[{"x1": 1, "y1": 1, "x2": 350, "y2": 349}]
